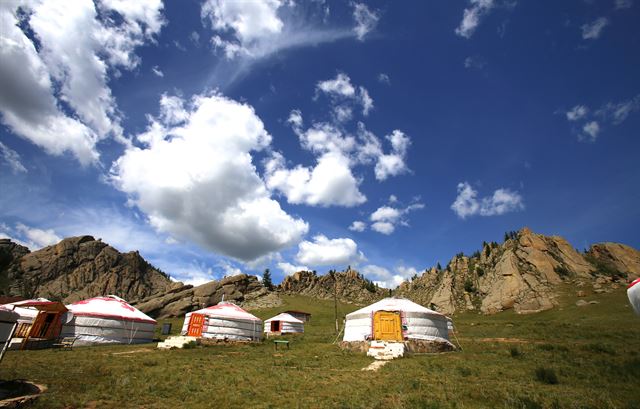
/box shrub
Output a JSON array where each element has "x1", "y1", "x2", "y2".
[
  {"x1": 535, "y1": 367, "x2": 559, "y2": 385},
  {"x1": 554, "y1": 265, "x2": 573, "y2": 278},
  {"x1": 464, "y1": 278, "x2": 475, "y2": 293},
  {"x1": 510, "y1": 347, "x2": 521, "y2": 358}
]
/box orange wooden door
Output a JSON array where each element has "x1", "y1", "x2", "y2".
[
  {"x1": 187, "y1": 313, "x2": 205, "y2": 337},
  {"x1": 373, "y1": 311, "x2": 402, "y2": 341}
]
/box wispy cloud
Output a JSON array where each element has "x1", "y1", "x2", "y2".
[
  {"x1": 0, "y1": 142, "x2": 27, "y2": 174},
  {"x1": 581, "y1": 17, "x2": 609, "y2": 40}
]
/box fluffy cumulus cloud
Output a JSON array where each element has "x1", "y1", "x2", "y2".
[
  {"x1": 0, "y1": 222, "x2": 61, "y2": 250},
  {"x1": 352, "y1": 2, "x2": 379, "y2": 41},
  {"x1": 0, "y1": 142, "x2": 27, "y2": 174},
  {"x1": 581, "y1": 17, "x2": 609, "y2": 40},
  {"x1": 565, "y1": 96, "x2": 640, "y2": 142},
  {"x1": 110, "y1": 92, "x2": 309, "y2": 262},
  {"x1": 455, "y1": 0, "x2": 495, "y2": 39},
  {"x1": 295, "y1": 235, "x2": 365, "y2": 267},
  {"x1": 349, "y1": 221, "x2": 366, "y2": 232},
  {"x1": 265, "y1": 150, "x2": 366, "y2": 207},
  {"x1": 361, "y1": 264, "x2": 420, "y2": 288},
  {"x1": 0, "y1": 0, "x2": 165, "y2": 165},
  {"x1": 278, "y1": 261, "x2": 310, "y2": 276},
  {"x1": 370, "y1": 202, "x2": 424, "y2": 235},
  {"x1": 451, "y1": 182, "x2": 524, "y2": 219}
]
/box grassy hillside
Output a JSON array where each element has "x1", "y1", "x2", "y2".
[{"x1": 1, "y1": 289, "x2": 638, "y2": 408}]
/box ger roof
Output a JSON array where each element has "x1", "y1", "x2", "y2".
[
  {"x1": 265, "y1": 313, "x2": 303, "y2": 324},
  {"x1": 346, "y1": 297, "x2": 446, "y2": 319},
  {"x1": 66, "y1": 295, "x2": 156, "y2": 324},
  {"x1": 190, "y1": 302, "x2": 261, "y2": 322}
]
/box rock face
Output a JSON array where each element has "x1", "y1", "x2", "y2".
[
  {"x1": 279, "y1": 268, "x2": 385, "y2": 304},
  {"x1": 587, "y1": 243, "x2": 640, "y2": 279},
  {"x1": 397, "y1": 227, "x2": 636, "y2": 315},
  {"x1": 133, "y1": 274, "x2": 276, "y2": 318},
  {"x1": 0, "y1": 236, "x2": 176, "y2": 303}
]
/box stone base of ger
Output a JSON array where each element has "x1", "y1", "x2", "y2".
[{"x1": 339, "y1": 339, "x2": 456, "y2": 354}]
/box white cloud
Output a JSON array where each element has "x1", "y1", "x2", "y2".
[
  {"x1": 0, "y1": 142, "x2": 27, "y2": 174},
  {"x1": 278, "y1": 261, "x2": 310, "y2": 276},
  {"x1": 0, "y1": 0, "x2": 165, "y2": 165},
  {"x1": 377, "y1": 73, "x2": 390, "y2": 84},
  {"x1": 374, "y1": 130, "x2": 411, "y2": 180},
  {"x1": 566, "y1": 105, "x2": 588, "y2": 121},
  {"x1": 295, "y1": 235, "x2": 365, "y2": 266},
  {"x1": 464, "y1": 56, "x2": 487, "y2": 70},
  {"x1": 565, "y1": 96, "x2": 640, "y2": 142},
  {"x1": 615, "y1": 0, "x2": 633, "y2": 9},
  {"x1": 152, "y1": 66, "x2": 164, "y2": 77},
  {"x1": 451, "y1": 182, "x2": 524, "y2": 219},
  {"x1": 581, "y1": 17, "x2": 609, "y2": 40},
  {"x1": 110, "y1": 92, "x2": 309, "y2": 262},
  {"x1": 596, "y1": 95, "x2": 640, "y2": 125},
  {"x1": 352, "y1": 3, "x2": 379, "y2": 41},
  {"x1": 349, "y1": 221, "x2": 367, "y2": 232},
  {"x1": 265, "y1": 150, "x2": 366, "y2": 207},
  {"x1": 455, "y1": 0, "x2": 495, "y2": 39},
  {"x1": 316, "y1": 73, "x2": 373, "y2": 117},
  {"x1": 202, "y1": 0, "x2": 352, "y2": 61},
  {"x1": 361, "y1": 264, "x2": 418, "y2": 288},
  {"x1": 389, "y1": 195, "x2": 398, "y2": 203},
  {"x1": 2, "y1": 222, "x2": 62, "y2": 250},
  {"x1": 369, "y1": 202, "x2": 424, "y2": 235},
  {"x1": 581, "y1": 121, "x2": 600, "y2": 142},
  {"x1": 287, "y1": 109, "x2": 303, "y2": 129},
  {"x1": 267, "y1": 75, "x2": 410, "y2": 207}
]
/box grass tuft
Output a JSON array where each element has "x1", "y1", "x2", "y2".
[{"x1": 535, "y1": 367, "x2": 559, "y2": 385}]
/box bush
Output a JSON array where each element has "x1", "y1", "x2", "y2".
[
  {"x1": 535, "y1": 367, "x2": 559, "y2": 385},
  {"x1": 464, "y1": 278, "x2": 475, "y2": 293},
  {"x1": 554, "y1": 265, "x2": 573, "y2": 278},
  {"x1": 510, "y1": 347, "x2": 521, "y2": 358}
]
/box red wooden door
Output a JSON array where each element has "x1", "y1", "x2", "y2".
[{"x1": 187, "y1": 313, "x2": 205, "y2": 337}]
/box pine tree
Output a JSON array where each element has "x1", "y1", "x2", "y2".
[{"x1": 263, "y1": 268, "x2": 273, "y2": 291}]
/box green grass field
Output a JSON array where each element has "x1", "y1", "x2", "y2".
[{"x1": 2, "y1": 287, "x2": 638, "y2": 408}]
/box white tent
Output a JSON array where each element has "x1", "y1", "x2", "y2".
[
  {"x1": 181, "y1": 302, "x2": 262, "y2": 341},
  {"x1": 343, "y1": 297, "x2": 451, "y2": 344},
  {"x1": 61, "y1": 296, "x2": 156, "y2": 346},
  {"x1": 628, "y1": 278, "x2": 640, "y2": 316},
  {"x1": 264, "y1": 313, "x2": 304, "y2": 335}
]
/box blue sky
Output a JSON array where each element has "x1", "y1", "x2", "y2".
[{"x1": 1, "y1": 0, "x2": 639, "y2": 288}]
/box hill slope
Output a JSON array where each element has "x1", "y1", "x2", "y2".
[{"x1": 396, "y1": 227, "x2": 639, "y2": 315}]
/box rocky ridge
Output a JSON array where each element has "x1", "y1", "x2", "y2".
[
  {"x1": 396, "y1": 227, "x2": 639, "y2": 315},
  {"x1": 0, "y1": 236, "x2": 178, "y2": 303},
  {"x1": 279, "y1": 268, "x2": 386, "y2": 304}
]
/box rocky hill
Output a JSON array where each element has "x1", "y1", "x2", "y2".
[
  {"x1": 132, "y1": 273, "x2": 277, "y2": 318},
  {"x1": 0, "y1": 236, "x2": 277, "y2": 318},
  {"x1": 279, "y1": 268, "x2": 386, "y2": 304},
  {"x1": 396, "y1": 227, "x2": 639, "y2": 315},
  {"x1": 0, "y1": 236, "x2": 180, "y2": 303}
]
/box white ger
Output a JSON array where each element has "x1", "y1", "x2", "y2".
[
  {"x1": 181, "y1": 302, "x2": 262, "y2": 341},
  {"x1": 343, "y1": 297, "x2": 452, "y2": 345},
  {"x1": 61, "y1": 295, "x2": 157, "y2": 346},
  {"x1": 264, "y1": 313, "x2": 304, "y2": 335}
]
